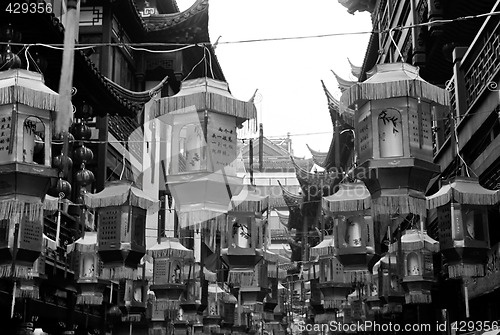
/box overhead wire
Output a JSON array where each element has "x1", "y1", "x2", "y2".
[{"x1": 0, "y1": 10, "x2": 498, "y2": 51}]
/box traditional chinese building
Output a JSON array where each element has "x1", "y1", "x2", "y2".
[
  {"x1": 0, "y1": 1, "x2": 247, "y2": 335},
  {"x1": 317, "y1": 0, "x2": 500, "y2": 330}
]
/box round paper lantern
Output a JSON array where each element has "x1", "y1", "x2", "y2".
[
  {"x1": 73, "y1": 145, "x2": 93, "y2": 164},
  {"x1": 71, "y1": 121, "x2": 91, "y2": 141},
  {"x1": 75, "y1": 165, "x2": 94, "y2": 185},
  {"x1": 52, "y1": 154, "x2": 73, "y2": 173}
]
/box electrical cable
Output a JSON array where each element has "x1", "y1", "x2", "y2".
[{"x1": 0, "y1": 10, "x2": 498, "y2": 50}]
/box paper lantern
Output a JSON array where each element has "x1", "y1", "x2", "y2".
[
  {"x1": 148, "y1": 237, "x2": 194, "y2": 322},
  {"x1": 66, "y1": 232, "x2": 106, "y2": 305},
  {"x1": 84, "y1": 181, "x2": 159, "y2": 280},
  {"x1": 221, "y1": 187, "x2": 268, "y2": 269},
  {"x1": 322, "y1": 182, "x2": 379, "y2": 270},
  {"x1": 341, "y1": 63, "x2": 449, "y2": 218},
  {"x1": 119, "y1": 278, "x2": 147, "y2": 310},
  {"x1": 428, "y1": 177, "x2": 498, "y2": 278},
  {"x1": 316, "y1": 256, "x2": 352, "y2": 311},
  {"x1": 395, "y1": 229, "x2": 438, "y2": 304},
  {"x1": 152, "y1": 77, "x2": 256, "y2": 223},
  {"x1": 0, "y1": 202, "x2": 45, "y2": 280},
  {"x1": 372, "y1": 253, "x2": 404, "y2": 316}
]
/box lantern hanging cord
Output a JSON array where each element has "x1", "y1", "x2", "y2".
[{"x1": 0, "y1": 10, "x2": 498, "y2": 51}]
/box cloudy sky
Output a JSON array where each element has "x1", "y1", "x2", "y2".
[{"x1": 177, "y1": 0, "x2": 372, "y2": 158}]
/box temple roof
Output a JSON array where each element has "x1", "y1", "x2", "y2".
[
  {"x1": 306, "y1": 144, "x2": 328, "y2": 168},
  {"x1": 331, "y1": 70, "x2": 357, "y2": 93},
  {"x1": 277, "y1": 180, "x2": 302, "y2": 210},
  {"x1": 348, "y1": 58, "x2": 362, "y2": 79},
  {"x1": 338, "y1": 0, "x2": 376, "y2": 14},
  {"x1": 290, "y1": 156, "x2": 342, "y2": 200},
  {"x1": 321, "y1": 80, "x2": 354, "y2": 127}
]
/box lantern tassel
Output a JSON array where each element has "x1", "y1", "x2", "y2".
[
  {"x1": 448, "y1": 263, "x2": 485, "y2": 278},
  {"x1": 101, "y1": 266, "x2": 138, "y2": 280},
  {"x1": 405, "y1": 293, "x2": 432, "y2": 304},
  {"x1": 77, "y1": 293, "x2": 104, "y2": 305},
  {"x1": 0, "y1": 264, "x2": 34, "y2": 279},
  {"x1": 228, "y1": 270, "x2": 256, "y2": 286}
]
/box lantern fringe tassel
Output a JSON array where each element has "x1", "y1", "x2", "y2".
[
  {"x1": 76, "y1": 293, "x2": 103, "y2": 305},
  {"x1": 154, "y1": 299, "x2": 180, "y2": 311},
  {"x1": 310, "y1": 236, "x2": 335, "y2": 258},
  {"x1": 0, "y1": 265, "x2": 34, "y2": 279},
  {"x1": 405, "y1": 293, "x2": 432, "y2": 304},
  {"x1": 426, "y1": 177, "x2": 500, "y2": 209},
  {"x1": 15, "y1": 285, "x2": 39, "y2": 299},
  {"x1": 371, "y1": 194, "x2": 426, "y2": 218},
  {"x1": 0, "y1": 199, "x2": 43, "y2": 222},
  {"x1": 101, "y1": 266, "x2": 138, "y2": 280},
  {"x1": 228, "y1": 270, "x2": 256, "y2": 286},
  {"x1": 151, "y1": 87, "x2": 258, "y2": 123},
  {"x1": 448, "y1": 263, "x2": 485, "y2": 278},
  {"x1": 323, "y1": 299, "x2": 344, "y2": 310},
  {"x1": 0, "y1": 85, "x2": 59, "y2": 112},
  {"x1": 341, "y1": 78, "x2": 450, "y2": 108},
  {"x1": 178, "y1": 211, "x2": 227, "y2": 229},
  {"x1": 147, "y1": 246, "x2": 193, "y2": 260}
]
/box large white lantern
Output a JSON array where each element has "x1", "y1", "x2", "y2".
[{"x1": 152, "y1": 77, "x2": 257, "y2": 224}]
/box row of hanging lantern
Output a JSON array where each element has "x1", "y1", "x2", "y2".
[
  {"x1": 222, "y1": 186, "x2": 269, "y2": 330},
  {"x1": 0, "y1": 68, "x2": 59, "y2": 307},
  {"x1": 150, "y1": 76, "x2": 258, "y2": 333},
  {"x1": 335, "y1": 62, "x2": 450, "y2": 311},
  {"x1": 307, "y1": 60, "x2": 500, "y2": 329}
]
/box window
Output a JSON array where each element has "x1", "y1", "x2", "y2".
[
  {"x1": 407, "y1": 252, "x2": 420, "y2": 276},
  {"x1": 178, "y1": 124, "x2": 205, "y2": 172},
  {"x1": 23, "y1": 116, "x2": 45, "y2": 164},
  {"x1": 378, "y1": 108, "x2": 403, "y2": 157}
]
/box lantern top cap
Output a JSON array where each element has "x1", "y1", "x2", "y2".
[
  {"x1": 340, "y1": 62, "x2": 450, "y2": 108},
  {"x1": 84, "y1": 180, "x2": 160, "y2": 212},
  {"x1": 176, "y1": 77, "x2": 233, "y2": 98},
  {"x1": 0, "y1": 69, "x2": 60, "y2": 111},
  {"x1": 426, "y1": 176, "x2": 500, "y2": 209},
  {"x1": 364, "y1": 63, "x2": 420, "y2": 83},
  {"x1": 66, "y1": 232, "x2": 97, "y2": 253},
  {"x1": 0, "y1": 69, "x2": 52, "y2": 92},
  {"x1": 147, "y1": 236, "x2": 194, "y2": 259},
  {"x1": 322, "y1": 181, "x2": 371, "y2": 213},
  {"x1": 152, "y1": 76, "x2": 257, "y2": 122},
  {"x1": 400, "y1": 229, "x2": 439, "y2": 252}
]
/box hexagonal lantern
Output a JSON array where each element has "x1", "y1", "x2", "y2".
[
  {"x1": 84, "y1": 181, "x2": 160, "y2": 280},
  {"x1": 147, "y1": 237, "x2": 194, "y2": 324},
  {"x1": 310, "y1": 241, "x2": 351, "y2": 312},
  {"x1": 427, "y1": 177, "x2": 498, "y2": 278},
  {"x1": 152, "y1": 77, "x2": 257, "y2": 222},
  {"x1": 372, "y1": 252, "x2": 404, "y2": 316},
  {"x1": 0, "y1": 69, "x2": 58, "y2": 281},
  {"x1": 393, "y1": 229, "x2": 438, "y2": 304},
  {"x1": 222, "y1": 187, "x2": 269, "y2": 306},
  {"x1": 66, "y1": 232, "x2": 106, "y2": 305},
  {"x1": 322, "y1": 182, "x2": 379, "y2": 271},
  {"x1": 340, "y1": 63, "x2": 449, "y2": 219}
]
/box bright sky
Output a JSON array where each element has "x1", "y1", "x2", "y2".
[{"x1": 177, "y1": 0, "x2": 372, "y2": 158}]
